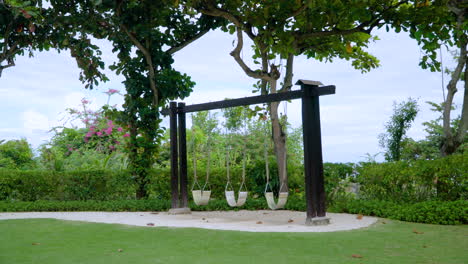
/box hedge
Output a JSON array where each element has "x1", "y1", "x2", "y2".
[
  {"x1": 357, "y1": 154, "x2": 467, "y2": 202},
  {"x1": 331, "y1": 199, "x2": 468, "y2": 225},
  {"x1": 0, "y1": 154, "x2": 466, "y2": 204},
  {"x1": 0, "y1": 197, "x2": 465, "y2": 225},
  {"x1": 0, "y1": 161, "x2": 350, "y2": 203}
]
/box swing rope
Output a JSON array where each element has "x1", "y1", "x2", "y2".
[
  {"x1": 190, "y1": 114, "x2": 201, "y2": 191},
  {"x1": 191, "y1": 112, "x2": 212, "y2": 206},
  {"x1": 203, "y1": 130, "x2": 211, "y2": 191},
  {"x1": 263, "y1": 119, "x2": 271, "y2": 192},
  {"x1": 263, "y1": 109, "x2": 288, "y2": 210},
  {"x1": 224, "y1": 112, "x2": 248, "y2": 207}
]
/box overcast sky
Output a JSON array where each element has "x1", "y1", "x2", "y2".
[{"x1": 0, "y1": 28, "x2": 462, "y2": 162}]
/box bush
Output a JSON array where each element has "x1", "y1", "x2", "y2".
[
  {"x1": 357, "y1": 154, "x2": 467, "y2": 202},
  {"x1": 330, "y1": 198, "x2": 467, "y2": 225},
  {"x1": 0, "y1": 169, "x2": 136, "y2": 201},
  {"x1": 1, "y1": 155, "x2": 465, "y2": 205}
]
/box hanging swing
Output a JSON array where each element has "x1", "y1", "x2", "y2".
[
  {"x1": 190, "y1": 115, "x2": 212, "y2": 206},
  {"x1": 263, "y1": 115, "x2": 288, "y2": 210},
  {"x1": 224, "y1": 143, "x2": 248, "y2": 207}
]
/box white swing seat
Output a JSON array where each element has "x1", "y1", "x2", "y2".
[
  {"x1": 265, "y1": 191, "x2": 288, "y2": 210},
  {"x1": 192, "y1": 190, "x2": 211, "y2": 206},
  {"x1": 225, "y1": 190, "x2": 248, "y2": 207}
]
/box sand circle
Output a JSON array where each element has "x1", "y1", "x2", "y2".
[{"x1": 0, "y1": 210, "x2": 377, "y2": 232}]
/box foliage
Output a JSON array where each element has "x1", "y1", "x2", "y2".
[
  {"x1": 400, "y1": 101, "x2": 467, "y2": 160},
  {"x1": 0, "y1": 199, "x2": 170, "y2": 212},
  {"x1": 0, "y1": 0, "x2": 107, "y2": 84},
  {"x1": 0, "y1": 138, "x2": 35, "y2": 169},
  {"x1": 6, "y1": 153, "x2": 467, "y2": 204},
  {"x1": 406, "y1": 0, "x2": 467, "y2": 156},
  {"x1": 379, "y1": 98, "x2": 419, "y2": 161},
  {"x1": 37, "y1": 91, "x2": 129, "y2": 171},
  {"x1": 0, "y1": 160, "x2": 351, "y2": 203},
  {"x1": 331, "y1": 198, "x2": 468, "y2": 225},
  {"x1": 0, "y1": 169, "x2": 135, "y2": 201},
  {"x1": 357, "y1": 154, "x2": 467, "y2": 202}
]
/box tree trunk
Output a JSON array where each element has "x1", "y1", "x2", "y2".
[
  {"x1": 136, "y1": 180, "x2": 148, "y2": 199},
  {"x1": 269, "y1": 79, "x2": 288, "y2": 192},
  {"x1": 440, "y1": 37, "x2": 467, "y2": 156}
]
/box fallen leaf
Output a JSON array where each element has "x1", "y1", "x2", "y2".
[
  {"x1": 413, "y1": 229, "x2": 424, "y2": 234},
  {"x1": 263, "y1": 212, "x2": 269, "y2": 215},
  {"x1": 32, "y1": 243, "x2": 40, "y2": 246},
  {"x1": 382, "y1": 221, "x2": 386, "y2": 224},
  {"x1": 140, "y1": 215, "x2": 144, "y2": 216},
  {"x1": 118, "y1": 249, "x2": 123, "y2": 252},
  {"x1": 288, "y1": 219, "x2": 294, "y2": 223},
  {"x1": 256, "y1": 221, "x2": 263, "y2": 224},
  {"x1": 423, "y1": 245, "x2": 428, "y2": 248},
  {"x1": 147, "y1": 223, "x2": 155, "y2": 226},
  {"x1": 150, "y1": 212, "x2": 159, "y2": 215},
  {"x1": 356, "y1": 214, "x2": 363, "y2": 220},
  {"x1": 351, "y1": 254, "x2": 363, "y2": 258},
  {"x1": 202, "y1": 218, "x2": 206, "y2": 220}
]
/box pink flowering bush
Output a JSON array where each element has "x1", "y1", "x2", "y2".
[{"x1": 65, "y1": 89, "x2": 129, "y2": 154}]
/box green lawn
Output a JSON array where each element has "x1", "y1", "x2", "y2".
[{"x1": 0, "y1": 218, "x2": 467, "y2": 264}]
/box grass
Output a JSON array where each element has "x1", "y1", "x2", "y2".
[{"x1": 0, "y1": 218, "x2": 467, "y2": 264}]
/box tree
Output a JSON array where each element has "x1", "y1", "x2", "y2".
[
  {"x1": 0, "y1": 0, "x2": 107, "y2": 86},
  {"x1": 47, "y1": 0, "x2": 221, "y2": 198},
  {"x1": 407, "y1": 0, "x2": 467, "y2": 156},
  {"x1": 400, "y1": 101, "x2": 467, "y2": 160},
  {"x1": 379, "y1": 98, "x2": 419, "y2": 161},
  {"x1": 188, "y1": 0, "x2": 435, "y2": 191},
  {"x1": 0, "y1": 0, "x2": 42, "y2": 76},
  {"x1": 0, "y1": 138, "x2": 34, "y2": 168}
]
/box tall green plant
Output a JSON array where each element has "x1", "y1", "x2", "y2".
[
  {"x1": 379, "y1": 98, "x2": 419, "y2": 161},
  {"x1": 0, "y1": 138, "x2": 35, "y2": 169}
]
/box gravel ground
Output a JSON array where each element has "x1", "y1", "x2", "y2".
[{"x1": 0, "y1": 210, "x2": 378, "y2": 232}]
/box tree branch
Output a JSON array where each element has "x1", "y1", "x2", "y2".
[
  {"x1": 197, "y1": 1, "x2": 243, "y2": 27},
  {"x1": 230, "y1": 27, "x2": 273, "y2": 81},
  {"x1": 294, "y1": 1, "x2": 408, "y2": 43},
  {"x1": 288, "y1": 2, "x2": 309, "y2": 19},
  {"x1": 279, "y1": 54, "x2": 294, "y2": 93},
  {"x1": 0, "y1": 60, "x2": 15, "y2": 78},
  {"x1": 121, "y1": 24, "x2": 158, "y2": 105},
  {"x1": 455, "y1": 60, "x2": 468, "y2": 144},
  {"x1": 442, "y1": 34, "x2": 467, "y2": 147},
  {"x1": 167, "y1": 28, "x2": 211, "y2": 55},
  {"x1": 196, "y1": 1, "x2": 258, "y2": 41},
  {"x1": 2, "y1": 21, "x2": 13, "y2": 58}
]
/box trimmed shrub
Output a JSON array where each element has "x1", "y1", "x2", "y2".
[
  {"x1": 357, "y1": 154, "x2": 467, "y2": 202},
  {"x1": 330, "y1": 198, "x2": 467, "y2": 225}
]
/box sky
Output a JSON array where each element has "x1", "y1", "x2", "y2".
[{"x1": 0, "y1": 28, "x2": 463, "y2": 162}]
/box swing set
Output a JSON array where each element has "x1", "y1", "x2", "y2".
[{"x1": 162, "y1": 79, "x2": 335, "y2": 225}]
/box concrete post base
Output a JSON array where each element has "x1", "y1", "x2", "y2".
[
  {"x1": 168, "y1": 207, "x2": 191, "y2": 215},
  {"x1": 305, "y1": 216, "x2": 330, "y2": 226}
]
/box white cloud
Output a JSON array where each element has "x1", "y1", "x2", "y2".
[{"x1": 22, "y1": 110, "x2": 51, "y2": 133}]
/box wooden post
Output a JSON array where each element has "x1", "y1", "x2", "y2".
[
  {"x1": 169, "y1": 102, "x2": 179, "y2": 209},
  {"x1": 299, "y1": 80, "x2": 329, "y2": 225},
  {"x1": 178, "y1": 102, "x2": 188, "y2": 208}
]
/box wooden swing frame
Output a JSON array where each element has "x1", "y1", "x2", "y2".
[{"x1": 162, "y1": 79, "x2": 335, "y2": 225}]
